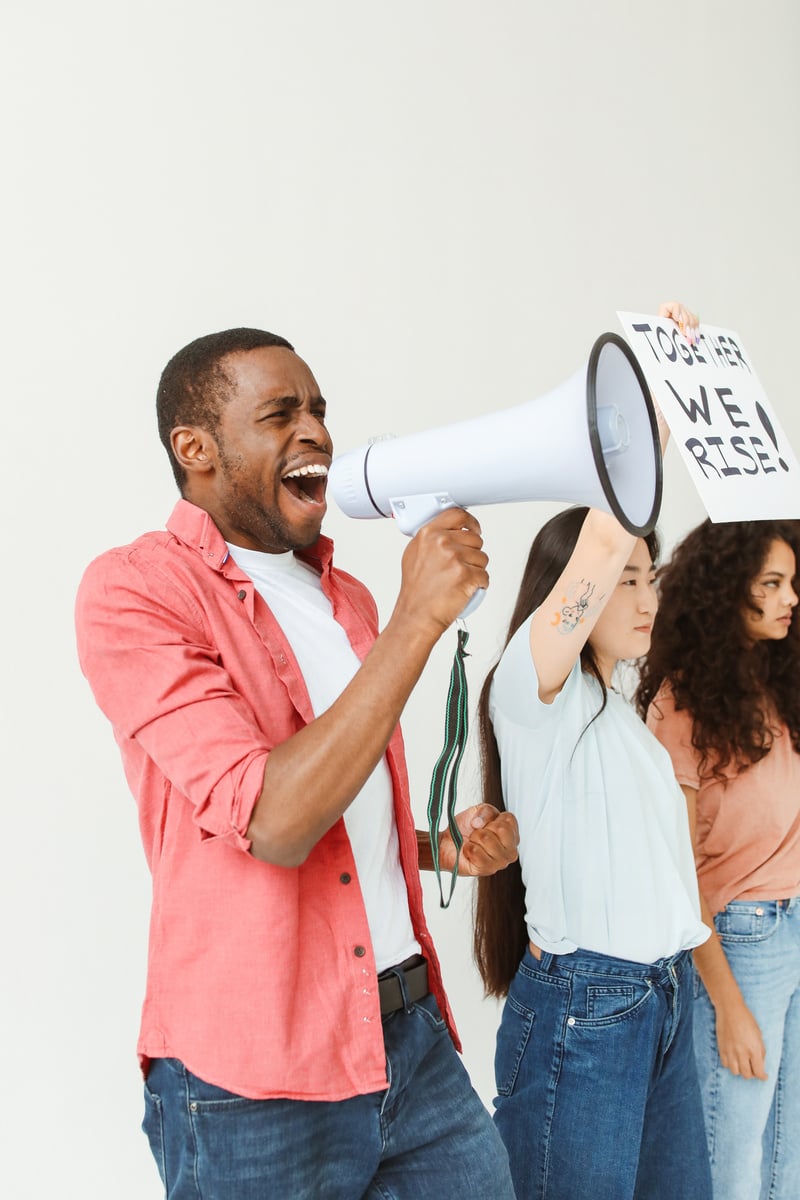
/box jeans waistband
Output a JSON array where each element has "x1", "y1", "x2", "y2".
[
  {"x1": 723, "y1": 896, "x2": 800, "y2": 916},
  {"x1": 534, "y1": 946, "x2": 690, "y2": 987}
]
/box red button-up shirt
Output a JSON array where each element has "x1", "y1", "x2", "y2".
[{"x1": 75, "y1": 500, "x2": 456, "y2": 1100}]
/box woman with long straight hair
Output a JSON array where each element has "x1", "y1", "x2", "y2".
[
  {"x1": 473, "y1": 302, "x2": 711, "y2": 1200},
  {"x1": 636, "y1": 518, "x2": 800, "y2": 1200}
]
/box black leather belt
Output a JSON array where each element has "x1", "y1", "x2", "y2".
[{"x1": 377, "y1": 955, "x2": 429, "y2": 1015}]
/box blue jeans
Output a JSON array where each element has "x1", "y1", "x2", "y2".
[
  {"x1": 693, "y1": 897, "x2": 800, "y2": 1200},
  {"x1": 142, "y1": 993, "x2": 514, "y2": 1199},
  {"x1": 493, "y1": 946, "x2": 712, "y2": 1200}
]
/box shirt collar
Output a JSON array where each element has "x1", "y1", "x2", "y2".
[{"x1": 166, "y1": 498, "x2": 334, "y2": 576}]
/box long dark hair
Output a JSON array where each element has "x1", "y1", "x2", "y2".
[
  {"x1": 473, "y1": 507, "x2": 660, "y2": 997},
  {"x1": 636, "y1": 519, "x2": 800, "y2": 778}
]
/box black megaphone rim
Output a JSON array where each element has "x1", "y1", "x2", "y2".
[{"x1": 586, "y1": 332, "x2": 663, "y2": 537}]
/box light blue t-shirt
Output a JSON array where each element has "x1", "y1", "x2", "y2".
[{"x1": 489, "y1": 614, "x2": 709, "y2": 964}]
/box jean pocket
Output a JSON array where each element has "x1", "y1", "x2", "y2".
[
  {"x1": 142, "y1": 1082, "x2": 167, "y2": 1189},
  {"x1": 185, "y1": 1071, "x2": 255, "y2": 1113},
  {"x1": 495, "y1": 994, "x2": 535, "y2": 1097},
  {"x1": 715, "y1": 901, "x2": 780, "y2": 944},
  {"x1": 568, "y1": 978, "x2": 653, "y2": 1028},
  {"x1": 585, "y1": 984, "x2": 636, "y2": 1020},
  {"x1": 412, "y1": 992, "x2": 448, "y2": 1032}
]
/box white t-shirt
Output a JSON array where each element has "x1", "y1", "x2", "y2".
[
  {"x1": 489, "y1": 614, "x2": 709, "y2": 964},
  {"x1": 227, "y1": 544, "x2": 420, "y2": 973}
]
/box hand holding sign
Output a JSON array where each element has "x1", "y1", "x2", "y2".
[
  {"x1": 658, "y1": 300, "x2": 699, "y2": 347},
  {"x1": 618, "y1": 310, "x2": 799, "y2": 521}
]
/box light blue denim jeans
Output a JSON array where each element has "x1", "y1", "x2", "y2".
[
  {"x1": 493, "y1": 945, "x2": 712, "y2": 1200},
  {"x1": 142, "y1": 992, "x2": 515, "y2": 1199},
  {"x1": 693, "y1": 897, "x2": 800, "y2": 1200}
]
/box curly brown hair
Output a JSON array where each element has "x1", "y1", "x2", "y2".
[{"x1": 635, "y1": 519, "x2": 800, "y2": 778}]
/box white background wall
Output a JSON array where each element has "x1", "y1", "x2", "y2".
[{"x1": 2, "y1": 2, "x2": 798, "y2": 1195}]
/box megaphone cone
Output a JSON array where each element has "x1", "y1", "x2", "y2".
[{"x1": 329, "y1": 333, "x2": 661, "y2": 540}]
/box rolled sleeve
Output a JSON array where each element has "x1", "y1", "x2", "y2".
[{"x1": 76, "y1": 548, "x2": 275, "y2": 844}]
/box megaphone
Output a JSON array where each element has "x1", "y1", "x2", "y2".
[{"x1": 329, "y1": 332, "x2": 661, "y2": 612}]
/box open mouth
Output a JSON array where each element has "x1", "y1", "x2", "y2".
[{"x1": 282, "y1": 462, "x2": 328, "y2": 506}]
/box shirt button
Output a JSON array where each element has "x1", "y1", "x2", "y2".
[
  {"x1": 354, "y1": 945, "x2": 367, "y2": 958},
  {"x1": 340, "y1": 873, "x2": 352, "y2": 885},
  {"x1": 237, "y1": 590, "x2": 246, "y2": 601}
]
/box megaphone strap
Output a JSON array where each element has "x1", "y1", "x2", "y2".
[{"x1": 427, "y1": 627, "x2": 470, "y2": 908}]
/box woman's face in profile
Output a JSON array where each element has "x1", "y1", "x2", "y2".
[{"x1": 742, "y1": 538, "x2": 798, "y2": 645}]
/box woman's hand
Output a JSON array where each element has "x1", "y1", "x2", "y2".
[
  {"x1": 658, "y1": 300, "x2": 699, "y2": 345},
  {"x1": 715, "y1": 993, "x2": 768, "y2": 1079}
]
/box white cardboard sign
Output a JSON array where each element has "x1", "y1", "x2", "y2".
[{"x1": 618, "y1": 311, "x2": 799, "y2": 521}]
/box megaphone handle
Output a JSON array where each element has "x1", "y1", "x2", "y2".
[
  {"x1": 389, "y1": 492, "x2": 460, "y2": 535},
  {"x1": 389, "y1": 493, "x2": 486, "y2": 618},
  {"x1": 459, "y1": 588, "x2": 485, "y2": 619}
]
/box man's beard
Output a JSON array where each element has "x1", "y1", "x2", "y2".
[
  {"x1": 216, "y1": 445, "x2": 320, "y2": 554},
  {"x1": 229, "y1": 491, "x2": 320, "y2": 553}
]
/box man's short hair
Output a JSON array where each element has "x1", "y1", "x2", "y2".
[{"x1": 157, "y1": 327, "x2": 295, "y2": 489}]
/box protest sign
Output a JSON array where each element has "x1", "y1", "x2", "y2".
[{"x1": 618, "y1": 312, "x2": 799, "y2": 521}]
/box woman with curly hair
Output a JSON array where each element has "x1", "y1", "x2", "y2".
[
  {"x1": 637, "y1": 518, "x2": 800, "y2": 1200},
  {"x1": 473, "y1": 301, "x2": 712, "y2": 1200}
]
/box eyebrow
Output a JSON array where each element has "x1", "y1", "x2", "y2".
[
  {"x1": 622, "y1": 564, "x2": 655, "y2": 574},
  {"x1": 256, "y1": 394, "x2": 326, "y2": 412}
]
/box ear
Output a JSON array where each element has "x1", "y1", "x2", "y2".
[{"x1": 171, "y1": 426, "x2": 218, "y2": 477}]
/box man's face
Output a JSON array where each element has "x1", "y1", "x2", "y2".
[{"x1": 203, "y1": 346, "x2": 333, "y2": 553}]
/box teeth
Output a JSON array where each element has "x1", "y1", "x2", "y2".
[{"x1": 284, "y1": 464, "x2": 329, "y2": 479}]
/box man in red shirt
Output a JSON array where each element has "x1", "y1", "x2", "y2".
[{"x1": 76, "y1": 327, "x2": 517, "y2": 1198}]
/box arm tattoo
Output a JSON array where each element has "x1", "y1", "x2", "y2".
[{"x1": 551, "y1": 579, "x2": 604, "y2": 634}]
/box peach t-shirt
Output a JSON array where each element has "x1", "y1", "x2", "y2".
[{"x1": 647, "y1": 685, "x2": 800, "y2": 915}]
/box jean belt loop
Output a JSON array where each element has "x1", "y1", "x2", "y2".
[
  {"x1": 539, "y1": 950, "x2": 554, "y2": 974},
  {"x1": 676, "y1": 945, "x2": 690, "y2": 984},
  {"x1": 387, "y1": 965, "x2": 414, "y2": 1014}
]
